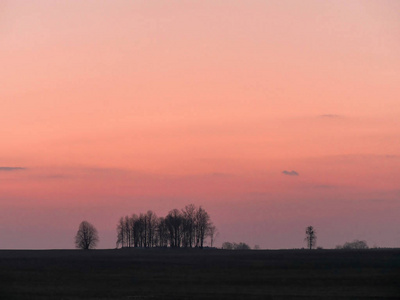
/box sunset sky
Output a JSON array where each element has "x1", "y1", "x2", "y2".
[{"x1": 1, "y1": 0, "x2": 399, "y2": 249}]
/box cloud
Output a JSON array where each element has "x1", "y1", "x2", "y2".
[
  {"x1": 45, "y1": 174, "x2": 69, "y2": 179},
  {"x1": 282, "y1": 170, "x2": 299, "y2": 176},
  {"x1": 314, "y1": 184, "x2": 336, "y2": 189},
  {"x1": 34, "y1": 174, "x2": 71, "y2": 180},
  {"x1": 210, "y1": 172, "x2": 232, "y2": 177},
  {"x1": 318, "y1": 154, "x2": 400, "y2": 165},
  {"x1": 85, "y1": 167, "x2": 130, "y2": 174},
  {"x1": 384, "y1": 155, "x2": 400, "y2": 159},
  {"x1": 0, "y1": 167, "x2": 26, "y2": 171},
  {"x1": 320, "y1": 114, "x2": 341, "y2": 118}
]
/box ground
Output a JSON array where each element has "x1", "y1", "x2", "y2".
[{"x1": 0, "y1": 248, "x2": 399, "y2": 299}]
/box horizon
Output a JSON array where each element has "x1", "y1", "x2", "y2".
[{"x1": 1, "y1": 0, "x2": 399, "y2": 250}]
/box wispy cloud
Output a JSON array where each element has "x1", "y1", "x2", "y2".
[
  {"x1": 314, "y1": 184, "x2": 336, "y2": 189},
  {"x1": 320, "y1": 114, "x2": 341, "y2": 118},
  {"x1": 384, "y1": 155, "x2": 400, "y2": 159},
  {"x1": 210, "y1": 172, "x2": 232, "y2": 177},
  {"x1": 317, "y1": 154, "x2": 400, "y2": 164},
  {"x1": 282, "y1": 170, "x2": 299, "y2": 176},
  {"x1": 0, "y1": 167, "x2": 26, "y2": 171},
  {"x1": 34, "y1": 174, "x2": 71, "y2": 180},
  {"x1": 46, "y1": 174, "x2": 69, "y2": 179},
  {"x1": 85, "y1": 167, "x2": 130, "y2": 174}
]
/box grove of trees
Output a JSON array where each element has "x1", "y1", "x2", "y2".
[
  {"x1": 336, "y1": 239, "x2": 369, "y2": 249},
  {"x1": 116, "y1": 204, "x2": 215, "y2": 248},
  {"x1": 75, "y1": 221, "x2": 99, "y2": 250}
]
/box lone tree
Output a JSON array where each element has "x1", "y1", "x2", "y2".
[
  {"x1": 305, "y1": 226, "x2": 316, "y2": 249},
  {"x1": 75, "y1": 221, "x2": 99, "y2": 250}
]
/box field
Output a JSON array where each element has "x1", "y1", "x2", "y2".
[{"x1": 0, "y1": 248, "x2": 399, "y2": 299}]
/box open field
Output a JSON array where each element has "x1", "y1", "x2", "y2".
[{"x1": 0, "y1": 248, "x2": 399, "y2": 299}]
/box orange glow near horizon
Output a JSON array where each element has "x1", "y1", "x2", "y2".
[{"x1": 1, "y1": 0, "x2": 400, "y2": 249}]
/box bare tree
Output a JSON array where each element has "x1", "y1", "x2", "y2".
[
  {"x1": 222, "y1": 242, "x2": 234, "y2": 249},
  {"x1": 75, "y1": 221, "x2": 99, "y2": 250},
  {"x1": 182, "y1": 204, "x2": 196, "y2": 247},
  {"x1": 146, "y1": 210, "x2": 157, "y2": 247},
  {"x1": 124, "y1": 215, "x2": 132, "y2": 247},
  {"x1": 166, "y1": 209, "x2": 183, "y2": 248},
  {"x1": 207, "y1": 225, "x2": 218, "y2": 248},
  {"x1": 156, "y1": 216, "x2": 169, "y2": 247},
  {"x1": 305, "y1": 226, "x2": 316, "y2": 250},
  {"x1": 116, "y1": 217, "x2": 125, "y2": 248},
  {"x1": 195, "y1": 206, "x2": 211, "y2": 248}
]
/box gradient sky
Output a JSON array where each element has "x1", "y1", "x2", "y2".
[{"x1": 1, "y1": 0, "x2": 399, "y2": 249}]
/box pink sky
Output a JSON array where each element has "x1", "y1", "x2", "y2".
[{"x1": 1, "y1": 0, "x2": 399, "y2": 249}]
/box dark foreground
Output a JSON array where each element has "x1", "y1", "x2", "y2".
[{"x1": 0, "y1": 248, "x2": 399, "y2": 299}]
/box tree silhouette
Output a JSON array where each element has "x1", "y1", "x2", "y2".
[
  {"x1": 207, "y1": 225, "x2": 217, "y2": 248},
  {"x1": 75, "y1": 221, "x2": 99, "y2": 250},
  {"x1": 182, "y1": 204, "x2": 196, "y2": 247},
  {"x1": 222, "y1": 242, "x2": 234, "y2": 249},
  {"x1": 166, "y1": 209, "x2": 183, "y2": 248},
  {"x1": 195, "y1": 206, "x2": 211, "y2": 248},
  {"x1": 116, "y1": 204, "x2": 215, "y2": 248},
  {"x1": 222, "y1": 242, "x2": 251, "y2": 250},
  {"x1": 305, "y1": 226, "x2": 316, "y2": 249},
  {"x1": 337, "y1": 239, "x2": 369, "y2": 249}
]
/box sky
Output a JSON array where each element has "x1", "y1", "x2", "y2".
[{"x1": 1, "y1": 0, "x2": 400, "y2": 249}]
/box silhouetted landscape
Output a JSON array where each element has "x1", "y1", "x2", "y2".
[
  {"x1": 2, "y1": 1, "x2": 400, "y2": 299},
  {"x1": 1, "y1": 248, "x2": 399, "y2": 299},
  {"x1": 115, "y1": 204, "x2": 216, "y2": 249}
]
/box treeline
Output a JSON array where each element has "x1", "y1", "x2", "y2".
[
  {"x1": 116, "y1": 204, "x2": 216, "y2": 248},
  {"x1": 222, "y1": 242, "x2": 251, "y2": 250},
  {"x1": 335, "y1": 239, "x2": 369, "y2": 250}
]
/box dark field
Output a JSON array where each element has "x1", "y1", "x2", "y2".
[{"x1": 0, "y1": 248, "x2": 399, "y2": 299}]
